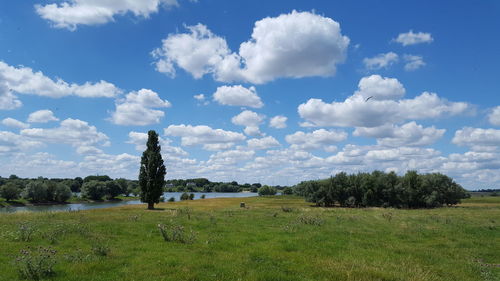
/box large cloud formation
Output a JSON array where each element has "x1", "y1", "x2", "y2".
[{"x1": 152, "y1": 10, "x2": 350, "y2": 84}]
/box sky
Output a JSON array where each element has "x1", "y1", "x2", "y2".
[{"x1": 0, "y1": 0, "x2": 499, "y2": 189}]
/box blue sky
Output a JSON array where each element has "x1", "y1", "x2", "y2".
[{"x1": 0, "y1": 0, "x2": 499, "y2": 189}]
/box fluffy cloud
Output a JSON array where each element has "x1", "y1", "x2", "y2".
[
  {"x1": 452, "y1": 127, "x2": 500, "y2": 151},
  {"x1": 298, "y1": 76, "x2": 469, "y2": 128},
  {"x1": 488, "y1": 106, "x2": 500, "y2": 126},
  {"x1": 363, "y1": 52, "x2": 398, "y2": 70},
  {"x1": 164, "y1": 124, "x2": 246, "y2": 150},
  {"x1": 354, "y1": 122, "x2": 445, "y2": 147},
  {"x1": 0, "y1": 84, "x2": 22, "y2": 110},
  {"x1": 404, "y1": 55, "x2": 426, "y2": 71},
  {"x1": 355, "y1": 75, "x2": 405, "y2": 100},
  {"x1": 127, "y1": 131, "x2": 187, "y2": 157},
  {"x1": 0, "y1": 131, "x2": 43, "y2": 154},
  {"x1": 152, "y1": 11, "x2": 350, "y2": 84},
  {"x1": 231, "y1": 110, "x2": 265, "y2": 136},
  {"x1": 35, "y1": 0, "x2": 179, "y2": 30},
  {"x1": 21, "y1": 118, "x2": 110, "y2": 148},
  {"x1": 2, "y1": 118, "x2": 30, "y2": 129},
  {"x1": 213, "y1": 85, "x2": 263, "y2": 108},
  {"x1": 247, "y1": 136, "x2": 280, "y2": 150},
  {"x1": 393, "y1": 30, "x2": 433, "y2": 46},
  {"x1": 285, "y1": 129, "x2": 347, "y2": 151},
  {"x1": 269, "y1": 115, "x2": 287, "y2": 129},
  {"x1": 27, "y1": 110, "x2": 59, "y2": 123},
  {"x1": 110, "y1": 89, "x2": 171, "y2": 126}
]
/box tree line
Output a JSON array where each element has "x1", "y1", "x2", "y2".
[{"x1": 294, "y1": 171, "x2": 468, "y2": 208}]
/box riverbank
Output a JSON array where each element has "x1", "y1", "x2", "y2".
[
  {"x1": 0, "y1": 196, "x2": 498, "y2": 280},
  {"x1": 0, "y1": 196, "x2": 139, "y2": 208}
]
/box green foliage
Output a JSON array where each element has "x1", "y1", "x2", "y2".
[
  {"x1": 139, "y1": 130, "x2": 166, "y2": 210},
  {"x1": 52, "y1": 183, "x2": 72, "y2": 203},
  {"x1": 282, "y1": 187, "x2": 293, "y2": 195},
  {"x1": 14, "y1": 246, "x2": 57, "y2": 280},
  {"x1": 23, "y1": 181, "x2": 48, "y2": 202},
  {"x1": 189, "y1": 193, "x2": 195, "y2": 200},
  {"x1": 104, "y1": 181, "x2": 122, "y2": 200},
  {"x1": 168, "y1": 196, "x2": 175, "y2": 202},
  {"x1": 258, "y1": 185, "x2": 277, "y2": 196},
  {"x1": 157, "y1": 223, "x2": 196, "y2": 244},
  {"x1": 180, "y1": 192, "x2": 189, "y2": 201},
  {"x1": 81, "y1": 181, "x2": 106, "y2": 200},
  {"x1": 296, "y1": 171, "x2": 467, "y2": 208},
  {"x1": 0, "y1": 182, "x2": 21, "y2": 201},
  {"x1": 83, "y1": 175, "x2": 112, "y2": 183}
]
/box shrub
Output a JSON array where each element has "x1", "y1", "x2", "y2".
[
  {"x1": 14, "y1": 246, "x2": 57, "y2": 280},
  {"x1": 200, "y1": 194, "x2": 206, "y2": 199},
  {"x1": 282, "y1": 187, "x2": 293, "y2": 195},
  {"x1": 17, "y1": 222, "x2": 37, "y2": 242},
  {"x1": 104, "y1": 181, "x2": 122, "y2": 200},
  {"x1": 168, "y1": 197, "x2": 175, "y2": 202},
  {"x1": 0, "y1": 182, "x2": 21, "y2": 201},
  {"x1": 189, "y1": 193, "x2": 195, "y2": 200},
  {"x1": 157, "y1": 223, "x2": 196, "y2": 244},
  {"x1": 81, "y1": 181, "x2": 106, "y2": 200},
  {"x1": 258, "y1": 185, "x2": 277, "y2": 196},
  {"x1": 180, "y1": 192, "x2": 189, "y2": 201},
  {"x1": 53, "y1": 183, "x2": 72, "y2": 203}
]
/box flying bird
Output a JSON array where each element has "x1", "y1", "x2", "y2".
[{"x1": 365, "y1": 96, "x2": 373, "y2": 102}]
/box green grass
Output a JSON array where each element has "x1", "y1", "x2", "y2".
[{"x1": 0, "y1": 196, "x2": 499, "y2": 281}]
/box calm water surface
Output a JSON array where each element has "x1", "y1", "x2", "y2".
[{"x1": 0, "y1": 192, "x2": 257, "y2": 213}]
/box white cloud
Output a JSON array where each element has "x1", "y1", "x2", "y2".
[
  {"x1": 404, "y1": 55, "x2": 425, "y2": 71},
  {"x1": 110, "y1": 89, "x2": 171, "y2": 126},
  {"x1": 164, "y1": 124, "x2": 246, "y2": 150},
  {"x1": 0, "y1": 131, "x2": 43, "y2": 154},
  {"x1": 76, "y1": 145, "x2": 104, "y2": 155},
  {"x1": 35, "y1": 0, "x2": 179, "y2": 31},
  {"x1": 393, "y1": 30, "x2": 433, "y2": 46},
  {"x1": 285, "y1": 129, "x2": 347, "y2": 151},
  {"x1": 213, "y1": 85, "x2": 263, "y2": 108},
  {"x1": 21, "y1": 118, "x2": 110, "y2": 148},
  {"x1": 488, "y1": 106, "x2": 500, "y2": 126},
  {"x1": 0, "y1": 61, "x2": 120, "y2": 105},
  {"x1": 247, "y1": 136, "x2": 280, "y2": 150},
  {"x1": 152, "y1": 10, "x2": 350, "y2": 84},
  {"x1": 298, "y1": 76, "x2": 469, "y2": 128},
  {"x1": 2, "y1": 118, "x2": 30, "y2": 129},
  {"x1": 231, "y1": 110, "x2": 265, "y2": 136},
  {"x1": 27, "y1": 109, "x2": 59, "y2": 123},
  {"x1": 127, "y1": 131, "x2": 187, "y2": 157},
  {"x1": 269, "y1": 115, "x2": 287, "y2": 129},
  {"x1": 194, "y1": 94, "x2": 205, "y2": 101},
  {"x1": 363, "y1": 52, "x2": 398, "y2": 70},
  {"x1": 355, "y1": 75, "x2": 405, "y2": 100},
  {"x1": 452, "y1": 127, "x2": 500, "y2": 150},
  {"x1": 354, "y1": 122, "x2": 445, "y2": 147}
]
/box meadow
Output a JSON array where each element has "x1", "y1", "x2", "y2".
[{"x1": 0, "y1": 196, "x2": 498, "y2": 281}]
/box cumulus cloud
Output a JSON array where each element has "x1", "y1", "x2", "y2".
[
  {"x1": 2, "y1": 118, "x2": 30, "y2": 129},
  {"x1": 21, "y1": 118, "x2": 110, "y2": 148},
  {"x1": 127, "y1": 131, "x2": 187, "y2": 157},
  {"x1": 110, "y1": 89, "x2": 171, "y2": 126},
  {"x1": 0, "y1": 131, "x2": 43, "y2": 154},
  {"x1": 231, "y1": 110, "x2": 265, "y2": 136},
  {"x1": 355, "y1": 75, "x2": 405, "y2": 100},
  {"x1": 27, "y1": 110, "x2": 59, "y2": 123},
  {"x1": 363, "y1": 52, "x2": 398, "y2": 70},
  {"x1": 247, "y1": 136, "x2": 280, "y2": 150},
  {"x1": 269, "y1": 115, "x2": 287, "y2": 129},
  {"x1": 164, "y1": 124, "x2": 246, "y2": 150},
  {"x1": 354, "y1": 122, "x2": 445, "y2": 147},
  {"x1": 213, "y1": 85, "x2": 263, "y2": 108},
  {"x1": 152, "y1": 10, "x2": 350, "y2": 84},
  {"x1": 285, "y1": 129, "x2": 347, "y2": 151},
  {"x1": 404, "y1": 55, "x2": 425, "y2": 71},
  {"x1": 0, "y1": 84, "x2": 22, "y2": 110},
  {"x1": 298, "y1": 76, "x2": 469, "y2": 128},
  {"x1": 488, "y1": 106, "x2": 500, "y2": 126},
  {"x1": 393, "y1": 30, "x2": 433, "y2": 46},
  {"x1": 35, "y1": 0, "x2": 179, "y2": 31},
  {"x1": 452, "y1": 127, "x2": 500, "y2": 151}
]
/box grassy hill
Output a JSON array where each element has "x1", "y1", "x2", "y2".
[{"x1": 0, "y1": 196, "x2": 498, "y2": 281}]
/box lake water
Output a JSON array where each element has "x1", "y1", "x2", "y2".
[{"x1": 0, "y1": 192, "x2": 258, "y2": 213}]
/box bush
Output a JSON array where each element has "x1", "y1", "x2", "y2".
[
  {"x1": 200, "y1": 194, "x2": 206, "y2": 199},
  {"x1": 81, "y1": 181, "x2": 106, "y2": 200},
  {"x1": 180, "y1": 192, "x2": 189, "y2": 201},
  {"x1": 189, "y1": 193, "x2": 195, "y2": 200},
  {"x1": 282, "y1": 187, "x2": 293, "y2": 195},
  {"x1": 104, "y1": 181, "x2": 122, "y2": 200},
  {"x1": 157, "y1": 223, "x2": 196, "y2": 244},
  {"x1": 0, "y1": 182, "x2": 21, "y2": 201},
  {"x1": 258, "y1": 185, "x2": 277, "y2": 196},
  {"x1": 15, "y1": 246, "x2": 57, "y2": 280},
  {"x1": 168, "y1": 197, "x2": 175, "y2": 202}
]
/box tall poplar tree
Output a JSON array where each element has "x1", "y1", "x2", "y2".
[{"x1": 139, "y1": 130, "x2": 166, "y2": 210}]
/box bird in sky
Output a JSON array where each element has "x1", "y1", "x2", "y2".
[{"x1": 365, "y1": 96, "x2": 373, "y2": 102}]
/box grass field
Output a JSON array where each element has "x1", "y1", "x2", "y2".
[{"x1": 0, "y1": 196, "x2": 498, "y2": 281}]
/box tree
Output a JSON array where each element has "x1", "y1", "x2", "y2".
[
  {"x1": 258, "y1": 185, "x2": 277, "y2": 196},
  {"x1": 81, "y1": 180, "x2": 106, "y2": 200},
  {"x1": 104, "y1": 181, "x2": 122, "y2": 200},
  {"x1": 139, "y1": 130, "x2": 166, "y2": 210},
  {"x1": 0, "y1": 182, "x2": 21, "y2": 201},
  {"x1": 23, "y1": 181, "x2": 48, "y2": 202},
  {"x1": 282, "y1": 187, "x2": 293, "y2": 195}
]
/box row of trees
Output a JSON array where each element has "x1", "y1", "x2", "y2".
[
  {"x1": 295, "y1": 171, "x2": 468, "y2": 208},
  {"x1": 0, "y1": 180, "x2": 72, "y2": 203},
  {"x1": 165, "y1": 179, "x2": 263, "y2": 193}
]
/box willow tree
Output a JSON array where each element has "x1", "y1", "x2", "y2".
[{"x1": 139, "y1": 130, "x2": 166, "y2": 210}]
